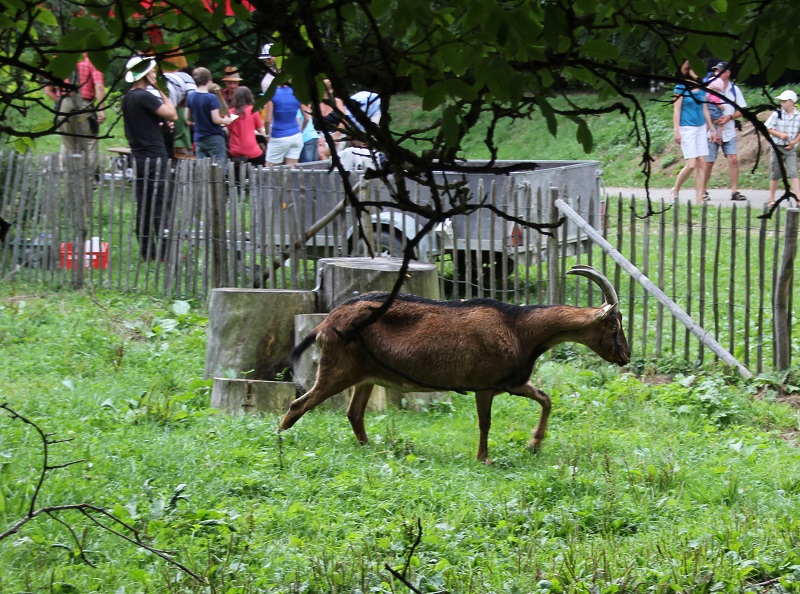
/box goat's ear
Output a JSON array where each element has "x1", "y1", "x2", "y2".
[{"x1": 595, "y1": 303, "x2": 614, "y2": 320}]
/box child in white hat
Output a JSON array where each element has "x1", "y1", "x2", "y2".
[{"x1": 765, "y1": 90, "x2": 800, "y2": 205}]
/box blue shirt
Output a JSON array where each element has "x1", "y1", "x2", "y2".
[
  {"x1": 271, "y1": 86, "x2": 302, "y2": 138},
  {"x1": 187, "y1": 91, "x2": 225, "y2": 141},
  {"x1": 298, "y1": 108, "x2": 317, "y2": 143},
  {"x1": 674, "y1": 84, "x2": 707, "y2": 127}
]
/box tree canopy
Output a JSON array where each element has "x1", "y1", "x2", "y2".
[{"x1": 2, "y1": 0, "x2": 799, "y2": 222}]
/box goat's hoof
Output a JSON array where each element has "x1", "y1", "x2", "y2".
[
  {"x1": 527, "y1": 441, "x2": 543, "y2": 454},
  {"x1": 278, "y1": 415, "x2": 295, "y2": 431}
]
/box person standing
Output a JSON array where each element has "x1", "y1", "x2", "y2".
[
  {"x1": 44, "y1": 53, "x2": 106, "y2": 181},
  {"x1": 259, "y1": 45, "x2": 277, "y2": 94},
  {"x1": 144, "y1": 69, "x2": 197, "y2": 158},
  {"x1": 670, "y1": 60, "x2": 718, "y2": 204},
  {"x1": 701, "y1": 62, "x2": 748, "y2": 201},
  {"x1": 298, "y1": 107, "x2": 320, "y2": 163},
  {"x1": 316, "y1": 79, "x2": 348, "y2": 159},
  {"x1": 120, "y1": 56, "x2": 178, "y2": 261},
  {"x1": 228, "y1": 86, "x2": 267, "y2": 166},
  {"x1": 220, "y1": 66, "x2": 242, "y2": 106},
  {"x1": 264, "y1": 83, "x2": 307, "y2": 167},
  {"x1": 348, "y1": 90, "x2": 381, "y2": 127},
  {"x1": 765, "y1": 90, "x2": 800, "y2": 206},
  {"x1": 185, "y1": 67, "x2": 233, "y2": 162}
]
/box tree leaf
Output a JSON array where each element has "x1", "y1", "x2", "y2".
[
  {"x1": 47, "y1": 53, "x2": 80, "y2": 79},
  {"x1": 443, "y1": 78, "x2": 478, "y2": 103},
  {"x1": 422, "y1": 82, "x2": 447, "y2": 111},
  {"x1": 369, "y1": 0, "x2": 393, "y2": 19},
  {"x1": 580, "y1": 40, "x2": 620, "y2": 61},
  {"x1": 442, "y1": 105, "x2": 461, "y2": 148},
  {"x1": 575, "y1": 118, "x2": 593, "y2": 153},
  {"x1": 767, "y1": 50, "x2": 788, "y2": 84}
]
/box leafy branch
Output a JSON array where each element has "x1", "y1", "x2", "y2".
[{"x1": 0, "y1": 402, "x2": 205, "y2": 583}]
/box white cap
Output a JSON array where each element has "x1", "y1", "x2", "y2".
[
  {"x1": 776, "y1": 90, "x2": 797, "y2": 103},
  {"x1": 124, "y1": 56, "x2": 156, "y2": 83},
  {"x1": 259, "y1": 44, "x2": 272, "y2": 59}
]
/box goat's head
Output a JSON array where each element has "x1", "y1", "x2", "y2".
[{"x1": 566, "y1": 265, "x2": 631, "y2": 366}]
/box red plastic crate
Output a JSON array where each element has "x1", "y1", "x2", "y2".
[{"x1": 60, "y1": 238, "x2": 109, "y2": 269}]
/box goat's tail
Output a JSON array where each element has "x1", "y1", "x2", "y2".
[{"x1": 290, "y1": 330, "x2": 318, "y2": 367}]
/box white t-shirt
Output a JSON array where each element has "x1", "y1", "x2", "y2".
[{"x1": 714, "y1": 81, "x2": 747, "y2": 143}]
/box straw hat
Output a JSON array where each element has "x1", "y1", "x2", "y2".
[
  {"x1": 124, "y1": 56, "x2": 156, "y2": 83},
  {"x1": 221, "y1": 66, "x2": 242, "y2": 82}
]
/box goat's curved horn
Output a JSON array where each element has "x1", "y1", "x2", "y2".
[{"x1": 566, "y1": 265, "x2": 619, "y2": 309}]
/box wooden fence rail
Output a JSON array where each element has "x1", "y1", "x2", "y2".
[{"x1": 1, "y1": 151, "x2": 797, "y2": 372}]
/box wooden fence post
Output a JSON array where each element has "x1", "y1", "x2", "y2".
[
  {"x1": 209, "y1": 162, "x2": 226, "y2": 288},
  {"x1": 773, "y1": 208, "x2": 799, "y2": 371},
  {"x1": 67, "y1": 153, "x2": 87, "y2": 289},
  {"x1": 547, "y1": 187, "x2": 561, "y2": 304}
]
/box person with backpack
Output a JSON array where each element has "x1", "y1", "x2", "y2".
[
  {"x1": 765, "y1": 90, "x2": 800, "y2": 206},
  {"x1": 700, "y1": 61, "x2": 748, "y2": 201}
]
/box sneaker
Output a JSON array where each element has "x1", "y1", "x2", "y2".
[{"x1": 731, "y1": 191, "x2": 747, "y2": 201}]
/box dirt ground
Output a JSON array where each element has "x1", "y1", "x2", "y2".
[{"x1": 655, "y1": 113, "x2": 773, "y2": 184}]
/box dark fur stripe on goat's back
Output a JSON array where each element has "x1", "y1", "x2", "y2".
[{"x1": 346, "y1": 291, "x2": 547, "y2": 318}]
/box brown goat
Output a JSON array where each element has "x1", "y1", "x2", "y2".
[{"x1": 279, "y1": 265, "x2": 630, "y2": 462}]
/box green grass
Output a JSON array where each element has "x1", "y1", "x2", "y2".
[{"x1": 1, "y1": 283, "x2": 799, "y2": 592}]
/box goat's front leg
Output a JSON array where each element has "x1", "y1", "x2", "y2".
[
  {"x1": 474, "y1": 391, "x2": 495, "y2": 464},
  {"x1": 511, "y1": 381, "x2": 552, "y2": 453},
  {"x1": 346, "y1": 383, "x2": 374, "y2": 444},
  {"x1": 279, "y1": 377, "x2": 354, "y2": 431}
]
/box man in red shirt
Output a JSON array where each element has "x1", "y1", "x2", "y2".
[{"x1": 45, "y1": 54, "x2": 106, "y2": 181}]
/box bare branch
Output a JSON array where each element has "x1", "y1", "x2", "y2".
[{"x1": 0, "y1": 403, "x2": 205, "y2": 584}]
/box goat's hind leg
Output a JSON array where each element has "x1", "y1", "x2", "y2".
[
  {"x1": 511, "y1": 381, "x2": 552, "y2": 453},
  {"x1": 474, "y1": 391, "x2": 496, "y2": 464},
  {"x1": 346, "y1": 383, "x2": 374, "y2": 444}
]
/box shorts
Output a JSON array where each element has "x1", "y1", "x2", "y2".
[
  {"x1": 266, "y1": 133, "x2": 303, "y2": 164},
  {"x1": 299, "y1": 138, "x2": 320, "y2": 163},
  {"x1": 770, "y1": 146, "x2": 799, "y2": 180},
  {"x1": 679, "y1": 125, "x2": 709, "y2": 160},
  {"x1": 706, "y1": 135, "x2": 738, "y2": 163}
]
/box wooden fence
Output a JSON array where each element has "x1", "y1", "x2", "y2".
[{"x1": 1, "y1": 150, "x2": 797, "y2": 373}]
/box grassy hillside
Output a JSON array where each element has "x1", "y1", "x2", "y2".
[
  {"x1": 25, "y1": 88, "x2": 774, "y2": 190},
  {"x1": 391, "y1": 90, "x2": 773, "y2": 191}
]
